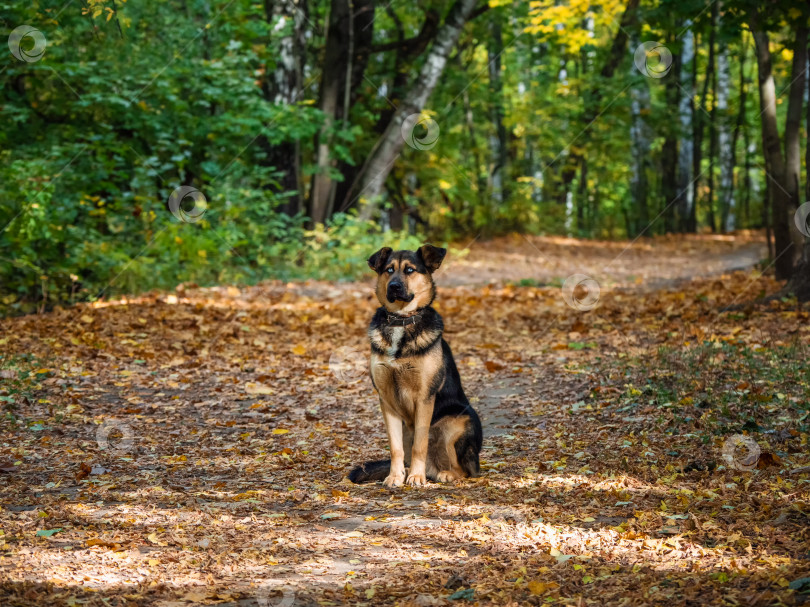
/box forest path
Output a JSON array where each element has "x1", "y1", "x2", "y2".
[
  {"x1": 2, "y1": 232, "x2": 809, "y2": 607},
  {"x1": 440, "y1": 232, "x2": 766, "y2": 289}
]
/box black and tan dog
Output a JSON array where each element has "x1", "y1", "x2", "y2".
[{"x1": 348, "y1": 245, "x2": 483, "y2": 487}]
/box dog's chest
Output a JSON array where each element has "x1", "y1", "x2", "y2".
[
  {"x1": 370, "y1": 327, "x2": 422, "y2": 417},
  {"x1": 385, "y1": 327, "x2": 405, "y2": 359}
]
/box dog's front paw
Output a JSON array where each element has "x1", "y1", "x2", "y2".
[
  {"x1": 405, "y1": 471, "x2": 427, "y2": 487},
  {"x1": 436, "y1": 470, "x2": 461, "y2": 483},
  {"x1": 383, "y1": 473, "x2": 405, "y2": 488}
]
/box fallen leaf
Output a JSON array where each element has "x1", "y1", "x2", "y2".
[{"x1": 36, "y1": 528, "x2": 62, "y2": 537}]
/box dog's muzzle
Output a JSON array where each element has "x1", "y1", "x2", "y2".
[{"x1": 387, "y1": 280, "x2": 414, "y2": 303}]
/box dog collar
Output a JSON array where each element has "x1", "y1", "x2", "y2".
[{"x1": 384, "y1": 310, "x2": 423, "y2": 327}]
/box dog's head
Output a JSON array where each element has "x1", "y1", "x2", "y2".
[{"x1": 368, "y1": 245, "x2": 446, "y2": 314}]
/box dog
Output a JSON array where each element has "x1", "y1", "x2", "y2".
[{"x1": 348, "y1": 244, "x2": 483, "y2": 487}]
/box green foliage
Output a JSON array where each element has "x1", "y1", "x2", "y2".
[{"x1": 0, "y1": 0, "x2": 803, "y2": 313}]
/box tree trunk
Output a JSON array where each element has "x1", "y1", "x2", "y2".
[
  {"x1": 692, "y1": 7, "x2": 716, "y2": 233},
  {"x1": 357, "y1": 0, "x2": 479, "y2": 220},
  {"x1": 717, "y1": 19, "x2": 735, "y2": 232},
  {"x1": 629, "y1": 30, "x2": 651, "y2": 236},
  {"x1": 487, "y1": 15, "x2": 508, "y2": 216},
  {"x1": 676, "y1": 22, "x2": 695, "y2": 233},
  {"x1": 309, "y1": 0, "x2": 375, "y2": 224},
  {"x1": 729, "y1": 35, "x2": 748, "y2": 228},
  {"x1": 463, "y1": 89, "x2": 487, "y2": 209},
  {"x1": 750, "y1": 15, "x2": 793, "y2": 279},
  {"x1": 786, "y1": 40, "x2": 810, "y2": 300},
  {"x1": 707, "y1": 54, "x2": 718, "y2": 233},
  {"x1": 661, "y1": 32, "x2": 680, "y2": 234},
  {"x1": 309, "y1": 0, "x2": 349, "y2": 224},
  {"x1": 259, "y1": 0, "x2": 307, "y2": 216},
  {"x1": 784, "y1": 24, "x2": 808, "y2": 264}
]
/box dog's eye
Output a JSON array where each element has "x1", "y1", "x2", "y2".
[
  {"x1": 386, "y1": 267, "x2": 394, "y2": 274},
  {"x1": 405, "y1": 267, "x2": 414, "y2": 274}
]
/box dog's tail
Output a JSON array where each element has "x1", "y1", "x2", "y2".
[{"x1": 348, "y1": 460, "x2": 390, "y2": 483}]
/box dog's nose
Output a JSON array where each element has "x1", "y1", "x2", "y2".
[{"x1": 387, "y1": 280, "x2": 405, "y2": 301}]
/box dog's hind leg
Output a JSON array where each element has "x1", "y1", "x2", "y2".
[
  {"x1": 456, "y1": 428, "x2": 481, "y2": 478},
  {"x1": 432, "y1": 416, "x2": 469, "y2": 482}
]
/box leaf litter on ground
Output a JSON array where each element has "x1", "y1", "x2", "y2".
[{"x1": 0, "y1": 233, "x2": 809, "y2": 606}]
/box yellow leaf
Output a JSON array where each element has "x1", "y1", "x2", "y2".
[
  {"x1": 271, "y1": 429, "x2": 289, "y2": 435},
  {"x1": 292, "y1": 344, "x2": 306, "y2": 355},
  {"x1": 245, "y1": 383, "x2": 273, "y2": 395},
  {"x1": 528, "y1": 580, "x2": 547, "y2": 595},
  {"x1": 183, "y1": 591, "x2": 210, "y2": 601},
  {"x1": 81, "y1": 315, "x2": 94, "y2": 323}
]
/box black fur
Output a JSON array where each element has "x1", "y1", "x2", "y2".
[{"x1": 348, "y1": 460, "x2": 390, "y2": 483}]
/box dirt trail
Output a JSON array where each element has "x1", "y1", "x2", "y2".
[
  {"x1": 440, "y1": 232, "x2": 766, "y2": 289},
  {"x1": 2, "y1": 232, "x2": 809, "y2": 607}
]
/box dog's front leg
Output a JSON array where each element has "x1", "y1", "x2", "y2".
[
  {"x1": 406, "y1": 396, "x2": 434, "y2": 486},
  {"x1": 381, "y1": 407, "x2": 406, "y2": 487}
]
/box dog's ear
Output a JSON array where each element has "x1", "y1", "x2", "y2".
[
  {"x1": 417, "y1": 244, "x2": 447, "y2": 273},
  {"x1": 368, "y1": 247, "x2": 393, "y2": 273}
]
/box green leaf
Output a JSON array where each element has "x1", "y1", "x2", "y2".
[
  {"x1": 36, "y1": 528, "x2": 63, "y2": 537},
  {"x1": 449, "y1": 588, "x2": 475, "y2": 601},
  {"x1": 789, "y1": 578, "x2": 810, "y2": 593}
]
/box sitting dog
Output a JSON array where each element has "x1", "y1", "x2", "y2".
[{"x1": 348, "y1": 245, "x2": 482, "y2": 487}]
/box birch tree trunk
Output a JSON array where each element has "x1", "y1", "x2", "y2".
[
  {"x1": 717, "y1": 35, "x2": 734, "y2": 232},
  {"x1": 260, "y1": 0, "x2": 307, "y2": 216},
  {"x1": 487, "y1": 15, "x2": 508, "y2": 215},
  {"x1": 675, "y1": 22, "x2": 695, "y2": 233},
  {"x1": 356, "y1": 0, "x2": 480, "y2": 220}
]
